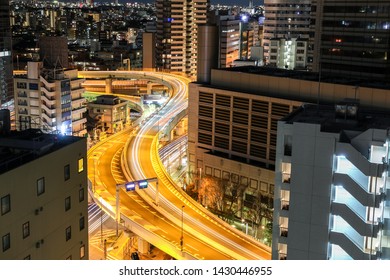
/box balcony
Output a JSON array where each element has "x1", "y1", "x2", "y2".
[
  {"x1": 72, "y1": 107, "x2": 87, "y2": 115},
  {"x1": 41, "y1": 103, "x2": 56, "y2": 115},
  {"x1": 17, "y1": 92, "x2": 28, "y2": 98},
  {"x1": 333, "y1": 173, "x2": 382, "y2": 208},
  {"x1": 336, "y1": 143, "x2": 385, "y2": 177},
  {"x1": 280, "y1": 227, "x2": 288, "y2": 238},
  {"x1": 279, "y1": 253, "x2": 287, "y2": 260},
  {"x1": 329, "y1": 231, "x2": 377, "y2": 260},
  {"x1": 282, "y1": 174, "x2": 291, "y2": 184},
  {"x1": 41, "y1": 95, "x2": 56, "y2": 107},
  {"x1": 18, "y1": 109, "x2": 28, "y2": 115},
  {"x1": 72, "y1": 117, "x2": 87, "y2": 127},
  {"x1": 40, "y1": 76, "x2": 56, "y2": 88},
  {"x1": 281, "y1": 201, "x2": 290, "y2": 211},
  {"x1": 331, "y1": 202, "x2": 380, "y2": 237},
  {"x1": 71, "y1": 97, "x2": 86, "y2": 107},
  {"x1": 41, "y1": 86, "x2": 56, "y2": 97}
]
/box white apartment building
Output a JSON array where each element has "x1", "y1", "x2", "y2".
[
  {"x1": 14, "y1": 62, "x2": 87, "y2": 137},
  {"x1": 0, "y1": 129, "x2": 88, "y2": 260},
  {"x1": 273, "y1": 103, "x2": 390, "y2": 260},
  {"x1": 269, "y1": 38, "x2": 308, "y2": 70}
]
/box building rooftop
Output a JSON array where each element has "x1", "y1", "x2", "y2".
[
  {"x1": 93, "y1": 94, "x2": 127, "y2": 105},
  {"x1": 0, "y1": 129, "x2": 85, "y2": 175},
  {"x1": 283, "y1": 101, "x2": 390, "y2": 134},
  {"x1": 221, "y1": 66, "x2": 390, "y2": 90}
]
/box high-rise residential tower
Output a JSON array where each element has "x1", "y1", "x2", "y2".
[
  {"x1": 263, "y1": 0, "x2": 311, "y2": 64},
  {"x1": 155, "y1": 0, "x2": 209, "y2": 78},
  {"x1": 0, "y1": 0, "x2": 13, "y2": 104},
  {"x1": 273, "y1": 103, "x2": 390, "y2": 260},
  {"x1": 309, "y1": 0, "x2": 390, "y2": 82}
]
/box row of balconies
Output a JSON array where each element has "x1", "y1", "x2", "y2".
[
  {"x1": 277, "y1": 135, "x2": 389, "y2": 259},
  {"x1": 331, "y1": 139, "x2": 388, "y2": 259}
]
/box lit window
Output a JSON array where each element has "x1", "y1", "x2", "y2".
[
  {"x1": 80, "y1": 245, "x2": 85, "y2": 259},
  {"x1": 1, "y1": 194, "x2": 10, "y2": 215},
  {"x1": 78, "y1": 158, "x2": 84, "y2": 173},
  {"x1": 22, "y1": 222, "x2": 30, "y2": 239},
  {"x1": 2, "y1": 233, "x2": 10, "y2": 252},
  {"x1": 37, "y1": 177, "x2": 45, "y2": 196}
]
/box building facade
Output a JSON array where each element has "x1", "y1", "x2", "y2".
[
  {"x1": 0, "y1": 0, "x2": 13, "y2": 104},
  {"x1": 309, "y1": 0, "x2": 390, "y2": 82},
  {"x1": 269, "y1": 38, "x2": 308, "y2": 70},
  {"x1": 188, "y1": 70, "x2": 302, "y2": 222},
  {"x1": 273, "y1": 103, "x2": 390, "y2": 260},
  {"x1": 155, "y1": 0, "x2": 208, "y2": 78},
  {"x1": 14, "y1": 62, "x2": 87, "y2": 137},
  {"x1": 263, "y1": 0, "x2": 311, "y2": 64},
  {"x1": 188, "y1": 66, "x2": 390, "y2": 244},
  {"x1": 0, "y1": 129, "x2": 89, "y2": 260},
  {"x1": 217, "y1": 15, "x2": 241, "y2": 68},
  {"x1": 87, "y1": 94, "x2": 130, "y2": 134}
]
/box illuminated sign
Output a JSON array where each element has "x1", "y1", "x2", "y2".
[
  {"x1": 125, "y1": 182, "x2": 135, "y2": 191},
  {"x1": 138, "y1": 181, "x2": 148, "y2": 189}
]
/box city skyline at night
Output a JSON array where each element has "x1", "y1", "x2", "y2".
[{"x1": 2, "y1": 0, "x2": 390, "y2": 261}]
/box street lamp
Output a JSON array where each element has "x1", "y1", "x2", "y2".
[{"x1": 180, "y1": 205, "x2": 185, "y2": 252}]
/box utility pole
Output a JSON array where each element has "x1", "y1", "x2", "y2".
[{"x1": 180, "y1": 205, "x2": 185, "y2": 252}]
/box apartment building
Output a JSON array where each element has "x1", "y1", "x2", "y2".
[
  {"x1": 273, "y1": 103, "x2": 390, "y2": 260},
  {"x1": 0, "y1": 128, "x2": 88, "y2": 260},
  {"x1": 155, "y1": 0, "x2": 208, "y2": 78},
  {"x1": 0, "y1": 0, "x2": 13, "y2": 104},
  {"x1": 269, "y1": 38, "x2": 308, "y2": 70},
  {"x1": 87, "y1": 95, "x2": 130, "y2": 134},
  {"x1": 14, "y1": 62, "x2": 87, "y2": 137},
  {"x1": 263, "y1": 0, "x2": 311, "y2": 64}
]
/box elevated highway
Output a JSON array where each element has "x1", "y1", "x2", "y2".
[{"x1": 86, "y1": 71, "x2": 272, "y2": 260}]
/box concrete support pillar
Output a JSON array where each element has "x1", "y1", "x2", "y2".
[
  {"x1": 137, "y1": 238, "x2": 150, "y2": 254},
  {"x1": 105, "y1": 78, "x2": 113, "y2": 93},
  {"x1": 147, "y1": 82, "x2": 152, "y2": 94}
]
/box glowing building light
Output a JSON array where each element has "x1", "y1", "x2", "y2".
[
  {"x1": 138, "y1": 180, "x2": 148, "y2": 189},
  {"x1": 125, "y1": 182, "x2": 135, "y2": 191}
]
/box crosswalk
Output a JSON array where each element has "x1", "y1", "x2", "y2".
[
  {"x1": 88, "y1": 203, "x2": 117, "y2": 260},
  {"x1": 88, "y1": 203, "x2": 110, "y2": 233},
  {"x1": 89, "y1": 229, "x2": 117, "y2": 246}
]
